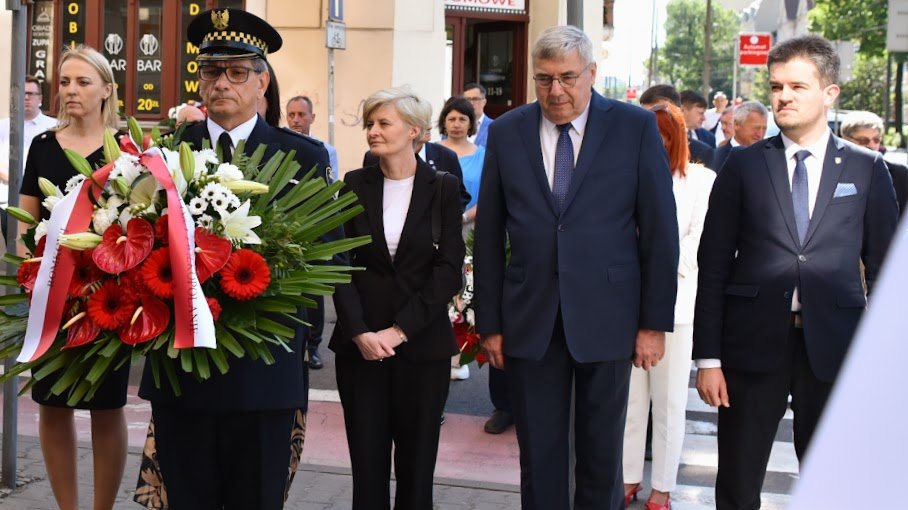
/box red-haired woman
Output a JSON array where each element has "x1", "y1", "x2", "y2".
[{"x1": 622, "y1": 103, "x2": 716, "y2": 510}]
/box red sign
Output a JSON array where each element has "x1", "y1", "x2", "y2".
[
  {"x1": 626, "y1": 87, "x2": 637, "y2": 100},
  {"x1": 739, "y1": 33, "x2": 772, "y2": 66}
]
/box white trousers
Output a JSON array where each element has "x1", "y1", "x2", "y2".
[{"x1": 622, "y1": 324, "x2": 693, "y2": 491}]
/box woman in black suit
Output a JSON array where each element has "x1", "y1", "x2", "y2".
[{"x1": 329, "y1": 87, "x2": 465, "y2": 509}]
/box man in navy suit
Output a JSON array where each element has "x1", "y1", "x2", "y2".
[
  {"x1": 641, "y1": 86, "x2": 715, "y2": 168},
  {"x1": 474, "y1": 26, "x2": 679, "y2": 510},
  {"x1": 712, "y1": 101, "x2": 768, "y2": 171},
  {"x1": 681, "y1": 90, "x2": 717, "y2": 148},
  {"x1": 693, "y1": 36, "x2": 898, "y2": 510}
]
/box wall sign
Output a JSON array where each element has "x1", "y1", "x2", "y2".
[
  {"x1": 29, "y1": 1, "x2": 54, "y2": 100},
  {"x1": 444, "y1": 0, "x2": 526, "y2": 14}
]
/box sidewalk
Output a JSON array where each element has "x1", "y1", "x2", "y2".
[{"x1": 0, "y1": 388, "x2": 523, "y2": 509}]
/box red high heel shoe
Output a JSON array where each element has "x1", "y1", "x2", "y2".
[
  {"x1": 645, "y1": 494, "x2": 671, "y2": 510},
  {"x1": 624, "y1": 483, "x2": 642, "y2": 507}
]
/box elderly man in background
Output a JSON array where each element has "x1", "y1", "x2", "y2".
[
  {"x1": 705, "y1": 91, "x2": 729, "y2": 137},
  {"x1": 712, "y1": 101, "x2": 769, "y2": 171},
  {"x1": 840, "y1": 110, "x2": 908, "y2": 216}
]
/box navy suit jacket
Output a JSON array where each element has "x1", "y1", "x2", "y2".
[
  {"x1": 693, "y1": 134, "x2": 898, "y2": 382},
  {"x1": 139, "y1": 116, "x2": 330, "y2": 411},
  {"x1": 473, "y1": 92, "x2": 679, "y2": 363},
  {"x1": 695, "y1": 127, "x2": 717, "y2": 148},
  {"x1": 712, "y1": 141, "x2": 744, "y2": 172},
  {"x1": 883, "y1": 158, "x2": 908, "y2": 218},
  {"x1": 689, "y1": 138, "x2": 715, "y2": 169}
]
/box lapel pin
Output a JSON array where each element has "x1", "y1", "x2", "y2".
[{"x1": 835, "y1": 157, "x2": 842, "y2": 165}]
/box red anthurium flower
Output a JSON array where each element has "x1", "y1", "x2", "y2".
[
  {"x1": 87, "y1": 280, "x2": 137, "y2": 330},
  {"x1": 16, "y1": 236, "x2": 47, "y2": 291},
  {"x1": 206, "y1": 297, "x2": 222, "y2": 321},
  {"x1": 63, "y1": 303, "x2": 101, "y2": 349},
  {"x1": 68, "y1": 249, "x2": 103, "y2": 297},
  {"x1": 220, "y1": 249, "x2": 271, "y2": 300},
  {"x1": 119, "y1": 295, "x2": 170, "y2": 345},
  {"x1": 154, "y1": 214, "x2": 170, "y2": 244},
  {"x1": 92, "y1": 218, "x2": 154, "y2": 274},
  {"x1": 141, "y1": 247, "x2": 174, "y2": 299},
  {"x1": 194, "y1": 228, "x2": 232, "y2": 283}
]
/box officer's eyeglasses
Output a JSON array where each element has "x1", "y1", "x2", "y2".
[
  {"x1": 198, "y1": 65, "x2": 261, "y2": 84},
  {"x1": 24, "y1": 92, "x2": 41, "y2": 98},
  {"x1": 848, "y1": 135, "x2": 881, "y2": 147},
  {"x1": 533, "y1": 63, "x2": 592, "y2": 89}
]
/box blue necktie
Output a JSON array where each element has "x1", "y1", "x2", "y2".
[
  {"x1": 792, "y1": 150, "x2": 811, "y2": 244},
  {"x1": 553, "y1": 123, "x2": 574, "y2": 209}
]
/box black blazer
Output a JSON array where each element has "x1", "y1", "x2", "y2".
[
  {"x1": 329, "y1": 161, "x2": 466, "y2": 362},
  {"x1": 363, "y1": 142, "x2": 472, "y2": 209},
  {"x1": 139, "y1": 116, "x2": 331, "y2": 411},
  {"x1": 693, "y1": 134, "x2": 898, "y2": 382},
  {"x1": 695, "y1": 127, "x2": 717, "y2": 148},
  {"x1": 883, "y1": 158, "x2": 908, "y2": 218},
  {"x1": 689, "y1": 138, "x2": 715, "y2": 169}
]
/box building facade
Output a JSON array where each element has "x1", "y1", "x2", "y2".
[{"x1": 1, "y1": 0, "x2": 607, "y2": 174}]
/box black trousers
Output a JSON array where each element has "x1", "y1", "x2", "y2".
[
  {"x1": 488, "y1": 365, "x2": 511, "y2": 412},
  {"x1": 506, "y1": 314, "x2": 632, "y2": 510},
  {"x1": 715, "y1": 324, "x2": 833, "y2": 510},
  {"x1": 151, "y1": 405, "x2": 296, "y2": 510},
  {"x1": 335, "y1": 354, "x2": 450, "y2": 510},
  {"x1": 308, "y1": 295, "x2": 325, "y2": 350}
]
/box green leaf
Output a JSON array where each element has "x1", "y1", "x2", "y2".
[
  {"x1": 63, "y1": 149, "x2": 95, "y2": 178},
  {"x1": 4, "y1": 206, "x2": 37, "y2": 226},
  {"x1": 192, "y1": 349, "x2": 211, "y2": 380},
  {"x1": 162, "y1": 357, "x2": 182, "y2": 397},
  {"x1": 65, "y1": 380, "x2": 92, "y2": 407},
  {"x1": 0, "y1": 276, "x2": 20, "y2": 287},
  {"x1": 303, "y1": 237, "x2": 372, "y2": 262},
  {"x1": 208, "y1": 348, "x2": 230, "y2": 375},
  {"x1": 128, "y1": 117, "x2": 144, "y2": 149},
  {"x1": 215, "y1": 326, "x2": 245, "y2": 358},
  {"x1": 254, "y1": 317, "x2": 295, "y2": 339},
  {"x1": 2, "y1": 253, "x2": 25, "y2": 266},
  {"x1": 149, "y1": 353, "x2": 162, "y2": 389},
  {"x1": 85, "y1": 351, "x2": 115, "y2": 384},
  {"x1": 180, "y1": 349, "x2": 193, "y2": 373}
]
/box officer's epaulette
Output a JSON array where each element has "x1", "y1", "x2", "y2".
[{"x1": 279, "y1": 127, "x2": 325, "y2": 148}]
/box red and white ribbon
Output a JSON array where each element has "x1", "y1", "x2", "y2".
[{"x1": 18, "y1": 143, "x2": 215, "y2": 362}]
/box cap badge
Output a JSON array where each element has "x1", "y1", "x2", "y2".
[{"x1": 212, "y1": 9, "x2": 229, "y2": 30}]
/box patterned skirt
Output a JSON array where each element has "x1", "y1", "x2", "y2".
[{"x1": 133, "y1": 409, "x2": 308, "y2": 509}]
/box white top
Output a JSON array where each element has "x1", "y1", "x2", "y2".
[
  {"x1": 206, "y1": 115, "x2": 258, "y2": 150},
  {"x1": 539, "y1": 100, "x2": 590, "y2": 190},
  {"x1": 0, "y1": 112, "x2": 58, "y2": 199},
  {"x1": 382, "y1": 175, "x2": 415, "y2": 260},
  {"x1": 468, "y1": 114, "x2": 487, "y2": 145},
  {"x1": 673, "y1": 163, "x2": 716, "y2": 325}
]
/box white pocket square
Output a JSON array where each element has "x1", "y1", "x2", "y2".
[{"x1": 834, "y1": 183, "x2": 857, "y2": 198}]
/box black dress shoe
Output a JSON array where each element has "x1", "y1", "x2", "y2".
[
  {"x1": 483, "y1": 410, "x2": 513, "y2": 434},
  {"x1": 308, "y1": 349, "x2": 324, "y2": 370}
]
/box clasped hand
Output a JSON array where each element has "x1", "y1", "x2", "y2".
[{"x1": 353, "y1": 328, "x2": 404, "y2": 361}]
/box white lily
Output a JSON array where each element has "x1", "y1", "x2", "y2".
[
  {"x1": 194, "y1": 149, "x2": 219, "y2": 180},
  {"x1": 215, "y1": 162, "x2": 243, "y2": 183},
  {"x1": 112, "y1": 153, "x2": 142, "y2": 185},
  {"x1": 34, "y1": 219, "x2": 49, "y2": 242},
  {"x1": 219, "y1": 200, "x2": 262, "y2": 244}
]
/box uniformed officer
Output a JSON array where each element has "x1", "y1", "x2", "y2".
[{"x1": 137, "y1": 8, "x2": 330, "y2": 509}]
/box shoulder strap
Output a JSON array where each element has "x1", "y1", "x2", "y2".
[{"x1": 432, "y1": 170, "x2": 449, "y2": 248}]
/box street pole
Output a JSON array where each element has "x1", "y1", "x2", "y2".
[
  {"x1": 567, "y1": 0, "x2": 583, "y2": 28},
  {"x1": 3, "y1": 0, "x2": 27, "y2": 489},
  {"x1": 885, "y1": 52, "x2": 892, "y2": 131},
  {"x1": 732, "y1": 38, "x2": 739, "y2": 101},
  {"x1": 702, "y1": 0, "x2": 713, "y2": 98},
  {"x1": 328, "y1": 47, "x2": 335, "y2": 147}
]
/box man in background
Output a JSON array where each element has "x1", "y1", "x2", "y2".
[
  {"x1": 287, "y1": 95, "x2": 339, "y2": 183},
  {"x1": 840, "y1": 110, "x2": 908, "y2": 216},
  {"x1": 712, "y1": 101, "x2": 768, "y2": 171},
  {"x1": 463, "y1": 83, "x2": 494, "y2": 147},
  {"x1": 680, "y1": 90, "x2": 717, "y2": 148},
  {"x1": 642, "y1": 85, "x2": 715, "y2": 168}
]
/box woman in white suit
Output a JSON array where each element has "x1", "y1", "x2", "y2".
[{"x1": 623, "y1": 103, "x2": 716, "y2": 510}]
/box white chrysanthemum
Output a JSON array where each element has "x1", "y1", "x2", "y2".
[
  {"x1": 200, "y1": 182, "x2": 229, "y2": 201},
  {"x1": 214, "y1": 163, "x2": 243, "y2": 183},
  {"x1": 64, "y1": 174, "x2": 87, "y2": 193},
  {"x1": 193, "y1": 149, "x2": 218, "y2": 179},
  {"x1": 34, "y1": 220, "x2": 48, "y2": 242},
  {"x1": 92, "y1": 207, "x2": 114, "y2": 234},
  {"x1": 111, "y1": 153, "x2": 142, "y2": 185},
  {"x1": 197, "y1": 213, "x2": 215, "y2": 230},
  {"x1": 42, "y1": 195, "x2": 61, "y2": 212},
  {"x1": 465, "y1": 309, "x2": 475, "y2": 327},
  {"x1": 227, "y1": 193, "x2": 241, "y2": 209},
  {"x1": 188, "y1": 196, "x2": 207, "y2": 216}
]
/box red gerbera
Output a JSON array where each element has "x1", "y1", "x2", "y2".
[
  {"x1": 68, "y1": 249, "x2": 103, "y2": 297},
  {"x1": 219, "y1": 249, "x2": 271, "y2": 301},
  {"x1": 194, "y1": 228, "x2": 232, "y2": 283},
  {"x1": 16, "y1": 236, "x2": 46, "y2": 291},
  {"x1": 141, "y1": 247, "x2": 174, "y2": 299},
  {"x1": 206, "y1": 297, "x2": 222, "y2": 321},
  {"x1": 86, "y1": 280, "x2": 137, "y2": 330}
]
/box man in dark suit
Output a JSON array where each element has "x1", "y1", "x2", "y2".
[
  {"x1": 363, "y1": 137, "x2": 471, "y2": 209},
  {"x1": 840, "y1": 110, "x2": 908, "y2": 217},
  {"x1": 681, "y1": 90, "x2": 717, "y2": 148},
  {"x1": 138, "y1": 9, "x2": 331, "y2": 509},
  {"x1": 693, "y1": 36, "x2": 898, "y2": 510},
  {"x1": 712, "y1": 101, "x2": 769, "y2": 171},
  {"x1": 474, "y1": 26, "x2": 679, "y2": 510}
]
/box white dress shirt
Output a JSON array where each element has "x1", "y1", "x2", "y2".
[
  {"x1": 696, "y1": 130, "x2": 830, "y2": 370},
  {"x1": 468, "y1": 115, "x2": 487, "y2": 145},
  {"x1": 539, "y1": 100, "x2": 590, "y2": 190},
  {"x1": 206, "y1": 115, "x2": 258, "y2": 150},
  {"x1": 382, "y1": 175, "x2": 415, "y2": 259},
  {"x1": 0, "y1": 112, "x2": 58, "y2": 204}
]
